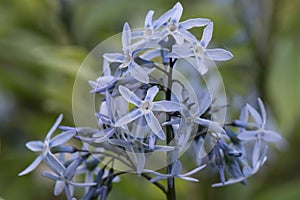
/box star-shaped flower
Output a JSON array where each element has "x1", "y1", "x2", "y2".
[
  {"x1": 115, "y1": 85, "x2": 181, "y2": 140},
  {"x1": 19, "y1": 114, "x2": 76, "y2": 176},
  {"x1": 170, "y1": 22, "x2": 233, "y2": 74},
  {"x1": 103, "y1": 23, "x2": 149, "y2": 83},
  {"x1": 42, "y1": 157, "x2": 96, "y2": 200}
]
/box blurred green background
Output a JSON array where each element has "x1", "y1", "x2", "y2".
[{"x1": 0, "y1": 0, "x2": 300, "y2": 199}]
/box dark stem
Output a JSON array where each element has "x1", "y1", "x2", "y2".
[{"x1": 166, "y1": 58, "x2": 176, "y2": 200}]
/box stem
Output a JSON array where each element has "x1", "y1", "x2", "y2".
[{"x1": 166, "y1": 58, "x2": 176, "y2": 200}]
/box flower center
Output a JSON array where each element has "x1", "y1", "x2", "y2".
[
  {"x1": 168, "y1": 23, "x2": 177, "y2": 32},
  {"x1": 141, "y1": 101, "x2": 152, "y2": 112},
  {"x1": 194, "y1": 45, "x2": 203, "y2": 56}
]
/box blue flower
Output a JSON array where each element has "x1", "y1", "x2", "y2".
[
  {"x1": 103, "y1": 23, "x2": 149, "y2": 83},
  {"x1": 238, "y1": 98, "x2": 282, "y2": 143},
  {"x1": 170, "y1": 22, "x2": 233, "y2": 74},
  {"x1": 42, "y1": 156, "x2": 96, "y2": 200},
  {"x1": 19, "y1": 114, "x2": 76, "y2": 176},
  {"x1": 160, "y1": 3, "x2": 211, "y2": 45},
  {"x1": 115, "y1": 85, "x2": 181, "y2": 140}
]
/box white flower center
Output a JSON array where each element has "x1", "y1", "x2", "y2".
[
  {"x1": 168, "y1": 23, "x2": 177, "y2": 32},
  {"x1": 140, "y1": 101, "x2": 152, "y2": 113},
  {"x1": 194, "y1": 44, "x2": 204, "y2": 56}
]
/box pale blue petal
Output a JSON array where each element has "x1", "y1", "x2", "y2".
[
  {"x1": 263, "y1": 130, "x2": 282, "y2": 143},
  {"x1": 145, "y1": 86, "x2": 159, "y2": 102},
  {"x1": 150, "y1": 175, "x2": 169, "y2": 183},
  {"x1": 171, "y1": 160, "x2": 182, "y2": 175},
  {"x1": 42, "y1": 171, "x2": 60, "y2": 181},
  {"x1": 239, "y1": 106, "x2": 249, "y2": 122},
  {"x1": 26, "y1": 141, "x2": 44, "y2": 152},
  {"x1": 194, "y1": 117, "x2": 224, "y2": 133},
  {"x1": 145, "y1": 10, "x2": 154, "y2": 27},
  {"x1": 170, "y1": 43, "x2": 193, "y2": 58},
  {"x1": 180, "y1": 18, "x2": 211, "y2": 30},
  {"x1": 103, "y1": 53, "x2": 124, "y2": 63},
  {"x1": 69, "y1": 181, "x2": 96, "y2": 187},
  {"x1": 180, "y1": 28, "x2": 198, "y2": 43},
  {"x1": 200, "y1": 22, "x2": 213, "y2": 48},
  {"x1": 152, "y1": 101, "x2": 181, "y2": 112},
  {"x1": 129, "y1": 62, "x2": 149, "y2": 83},
  {"x1": 153, "y1": 5, "x2": 176, "y2": 28},
  {"x1": 136, "y1": 153, "x2": 146, "y2": 175},
  {"x1": 18, "y1": 153, "x2": 43, "y2": 176},
  {"x1": 122, "y1": 22, "x2": 131, "y2": 49},
  {"x1": 49, "y1": 130, "x2": 76, "y2": 147},
  {"x1": 246, "y1": 104, "x2": 263, "y2": 127},
  {"x1": 171, "y1": 2, "x2": 183, "y2": 23},
  {"x1": 196, "y1": 56, "x2": 208, "y2": 75},
  {"x1": 44, "y1": 153, "x2": 65, "y2": 175},
  {"x1": 45, "y1": 114, "x2": 63, "y2": 141},
  {"x1": 64, "y1": 184, "x2": 74, "y2": 200},
  {"x1": 118, "y1": 85, "x2": 142, "y2": 107},
  {"x1": 252, "y1": 140, "x2": 261, "y2": 169},
  {"x1": 115, "y1": 109, "x2": 143, "y2": 126},
  {"x1": 257, "y1": 98, "x2": 267, "y2": 126},
  {"x1": 54, "y1": 180, "x2": 65, "y2": 196},
  {"x1": 152, "y1": 145, "x2": 175, "y2": 152},
  {"x1": 172, "y1": 32, "x2": 184, "y2": 45},
  {"x1": 178, "y1": 176, "x2": 199, "y2": 182},
  {"x1": 181, "y1": 164, "x2": 206, "y2": 177},
  {"x1": 145, "y1": 112, "x2": 166, "y2": 140},
  {"x1": 238, "y1": 130, "x2": 258, "y2": 141},
  {"x1": 212, "y1": 177, "x2": 247, "y2": 187},
  {"x1": 204, "y1": 48, "x2": 233, "y2": 61}
]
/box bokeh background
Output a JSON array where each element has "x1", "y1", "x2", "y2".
[{"x1": 0, "y1": 0, "x2": 299, "y2": 199}]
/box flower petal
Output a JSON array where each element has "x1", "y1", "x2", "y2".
[
  {"x1": 178, "y1": 176, "x2": 199, "y2": 182},
  {"x1": 145, "y1": 10, "x2": 154, "y2": 28},
  {"x1": 257, "y1": 98, "x2": 267, "y2": 126},
  {"x1": 181, "y1": 164, "x2": 206, "y2": 177},
  {"x1": 194, "y1": 117, "x2": 224, "y2": 133},
  {"x1": 200, "y1": 22, "x2": 213, "y2": 48},
  {"x1": 44, "y1": 153, "x2": 65, "y2": 175},
  {"x1": 115, "y1": 109, "x2": 143, "y2": 126},
  {"x1": 49, "y1": 130, "x2": 76, "y2": 147},
  {"x1": 26, "y1": 141, "x2": 44, "y2": 152},
  {"x1": 171, "y1": 2, "x2": 183, "y2": 23},
  {"x1": 152, "y1": 101, "x2": 181, "y2": 112},
  {"x1": 42, "y1": 171, "x2": 60, "y2": 181},
  {"x1": 145, "y1": 86, "x2": 159, "y2": 102},
  {"x1": 103, "y1": 53, "x2": 124, "y2": 63},
  {"x1": 129, "y1": 62, "x2": 149, "y2": 83},
  {"x1": 246, "y1": 104, "x2": 263, "y2": 127},
  {"x1": 122, "y1": 22, "x2": 131, "y2": 49},
  {"x1": 54, "y1": 180, "x2": 65, "y2": 196},
  {"x1": 18, "y1": 153, "x2": 43, "y2": 176},
  {"x1": 238, "y1": 130, "x2": 258, "y2": 141},
  {"x1": 171, "y1": 160, "x2": 182, "y2": 175},
  {"x1": 263, "y1": 130, "x2": 282, "y2": 143},
  {"x1": 45, "y1": 114, "x2": 63, "y2": 141},
  {"x1": 196, "y1": 56, "x2": 208, "y2": 75},
  {"x1": 119, "y1": 85, "x2": 142, "y2": 107},
  {"x1": 204, "y1": 48, "x2": 233, "y2": 61},
  {"x1": 180, "y1": 18, "x2": 211, "y2": 30},
  {"x1": 145, "y1": 112, "x2": 166, "y2": 140}
]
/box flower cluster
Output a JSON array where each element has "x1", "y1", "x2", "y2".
[{"x1": 19, "y1": 3, "x2": 282, "y2": 200}]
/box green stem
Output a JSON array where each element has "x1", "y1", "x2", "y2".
[{"x1": 166, "y1": 58, "x2": 176, "y2": 200}]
